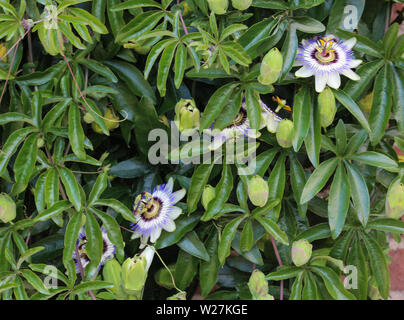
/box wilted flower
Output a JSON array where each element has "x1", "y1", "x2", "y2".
[
  {"x1": 258, "y1": 48, "x2": 283, "y2": 85},
  {"x1": 91, "y1": 108, "x2": 120, "y2": 133},
  {"x1": 210, "y1": 99, "x2": 282, "y2": 149},
  {"x1": 131, "y1": 178, "x2": 185, "y2": 248},
  {"x1": 0, "y1": 193, "x2": 16, "y2": 223},
  {"x1": 73, "y1": 226, "x2": 116, "y2": 273},
  {"x1": 207, "y1": 0, "x2": 228, "y2": 14},
  {"x1": 232, "y1": 0, "x2": 252, "y2": 11},
  {"x1": 276, "y1": 119, "x2": 294, "y2": 148},
  {"x1": 202, "y1": 185, "x2": 216, "y2": 210},
  {"x1": 318, "y1": 87, "x2": 336, "y2": 128},
  {"x1": 248, "y1": 175, "x2": 269, "y2": 207},
  {"x1": 291, "y1": 239, "x2": 312, "y2": 267},
  {"x1": 294, "y1": 35, "x2": 362, "y2": 92},
  {"x1": 386, "y1": 179, "x2": 404, "y2": 219}
]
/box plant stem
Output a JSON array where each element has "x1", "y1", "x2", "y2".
[
  {"x1": 177, "y1": 0, "x2": 188, "y2": 35},
  {"x1": 270, "y1": 234, "x2": 284, "y2": 300}
]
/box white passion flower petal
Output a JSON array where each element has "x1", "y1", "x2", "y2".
[{"x1": 294, "y1": 35, "x2": 362, "y2": 92}]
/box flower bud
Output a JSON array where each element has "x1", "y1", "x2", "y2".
[
  {"x1": 103, "y1": 258, "x2": 123, "y2": 295},
  {"x1": 122, "y1": 256, "x2": 147, "y2": 293},
  {"x1": 207, "y1": 0, "x2": 228, "y2": 15},
  {"x1": 83, "y1": 112, "x2": 95, "y2": 124},
  {"x1": 318, "y1": 87, "x2": 336, "y2": 128},
  {"x1": 386, "y1": 178, "x2": 404, "y2": 219},
  {"x1": 202, "y1": 185, "x2": 216, "y2": 210},
  {"x1": 276, "y1": 119, "x2": 294, "y2": 148},
  {"x1": 231, "y1": 0, "x2": 252, "y2": 10},
  {"x1": 175, "y1": 98, "x2": 200, "y2": 133},
  {"x1": 291, "y1": 239, "x2": 312, "y2": 267},
  {"x1": 0, "y1": 193, "x2": 16, "y2": 223},
  {"x1": 248, "y1": 269, "x2": 274, "y2": 300},
  {"x1": 247, "y1": 175, "x2": 269, "y2": 207},
  {"x1": 37, "y1": 138, "x2": 44, "y2": 148},
  {"x1": 258, "y1": 48, "x2": 283, "y2": 85}
]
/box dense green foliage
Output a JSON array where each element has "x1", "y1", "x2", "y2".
[{"x1": 1, "y1": 0, "x2": 404, "y2": 300}]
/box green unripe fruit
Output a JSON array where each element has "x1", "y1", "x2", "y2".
[
  {"x1": 291, "y1": 239, "x2": 312, "y2": 267},
  {"x1": 202, "y1": 185, "x2": 216, "y2": 210},
  {"x1": 247, "y1": 175, "x2": 269, "y2": 207},
  {"x1": 231, "y1": 0, "x2": 252, "y2": 10},
  {"x1": 386, "y1": 178, "x2": 404, "y2": 219},
  {"x1": 276, "y1": 119, "x2": 294, "y2": 148},
  {"x1": 0, "y1": 193, "x2": 16, "y2": 223},
  {"x1": 258, "y1": 48, "x2": 283, "y2": 85},
  {"x1": 248, "y1": 269, "x2": 274, "y2": 300},
  {"x1": 207, "y1": 0, "x2": 228, "y2": 15},
  {"x1": 175, "y1": 98, "x2": 200, "y2": 133},
  {"x1": 91, "y1": 108, "x2": 120, "y2": 134},
  {"x1": 318, "y1": 87, "x2": 336, "y2": 128},
  {"x1": 122, "y1": 256, "x2": 147, "y2": 294}
]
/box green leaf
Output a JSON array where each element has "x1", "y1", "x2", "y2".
[
  {"x1": 157, "y1": 41, "x2": 178, "y2": 96},
  {"x1": 68, "y1": 104, "x2": 86, "y2": 160},
  {"x1": 310, "y1": 266, "x2": 356, "y2": 300},
  {"x1": 200, "y1": 83, "x2": 238, "y2": 131},
  {"x1": 280, "y1": 23, "x2": 298, "y2": 80},
  {"x1": 90, "y1": 207, "x2": 125, "y2": 262},
  {"x1": 289, "y1": 271, "x2": 304, "y2": 300},
  {"x1": 221, "y1": 41, "x2": 252, "y2": 66},
  {"x1": 343, "y1": 59, "x2": 384, "y2": 101},
  {"x1": 240, "y1": 219, "x2": 254, "y2": 252},
  {"x1": 202, "y1": 164, "x2": 233, "y2": 221},
  {"x1": 104, "y1": 60, "x2": 156, "y2": 104},
  {"x1": 255, "y1": 215, "x2": 289, "y2": 245},
  {"x1": 347, "y1": 151, "x2": 398, "y2": 172},
  {"x1": 88, "y1": 171, "x2": 107, "y2": 205},
  {"x1": 42, "y1": 99, "x2": 71, "y2": 132},
  {"x1": 300, "y1": 157, "x2": 339, "y2": 204},
  {"x1": 252, "y1": 0, "x2": 288, "y2": 9},
  {"x1": 93, "y1": 199, "x2": 136, "y2": 223},
  {"x1": 19, "y1": 269, "x2": 49, "y2": 295},
  {"x1": 155, "y1": 213, "x2": 202, "y2": 249},
  {"x1": 187, "y1": 162, "x2": 215, "y2": 214},
  {"x1": 360, "y1": 230, "x2": 389, "y2": 299},
  {"x1": 213, "y1": 88, "x2": 243, "y2": 130},
  {"x1": 333, "y1": 89, "x2": 370, "y2": 132},
  {"x1": 177, "y1": 231, "x2": 210, "y2": 261},
  {"x1": 345, "y1": 162, "x2": 369, "y2": 227},
  {"x1": 17, "y1": 247, "x2": 45, "y2": 269},
  {"x1": 334, "y1": 120, "x2": 347, "y2": 155},
  {"x1": 85, "y1": 211, "x2": 103, "y2": 266},
  {"x1": 369, "y1": 64, "x2": 393, "y2": 145},
  {"x1": 58, "y1": 167, "x2": 82, "y2": 212},
  {"x1": 71, "y1": 280, "x2": 114, "y2": 295},
  {"x1": 34, "y1": 200, "x2": 72, "y2": 222},
  {"x1": 336, "y1": 29, "x2": 383, "y2": 58},
  {"x1": 304, "y1": 98, "x2": 321, "y2": 167},
  {"x1": 291, "y1": 16, "x2": 325, "y2": 33},
  {"x1": 174, "y1": 43, "x2": 186, "y2": 89},
  {"x1": 328, "y1": 162, "x2": 350, "y2": 239},
  {"x1": 0, "y1": 112, "x2": 33, "y2": 126},
  {"x1": 218, "y1": 215, "x2": 245, "y2": 266},
  {"x1": 392, "y1": 64, "x2": 404, "y2": 134},
  {"x1": 199, "y1": 230, "x2": 220, "y2": 297},
  {"x1": 347, "y1": 235, "x2": 368, "y2": 300},
  {"x1": 266, "y1": 266, "x2": 302, "y2": 280},
  {"x1": 366, "y1": 218, "x2": 404, "y2": 234},
  {"x1": 174, "y1": 250, "x2": 198, "y2": 290},
  {"x1": 69, "y1": 7, "x2": 108, "y2": 34},
  {"x1": 78, "y1": 59, "x2": 118, "y2": 83},
  {"x1": 44, "y1": 168, "x2": 59, "y2": 209},
  {"x1": 63, "y1": 211, "x2": 83, "y2": 267},
  {"x1": 245, "y1": 88, "x2": 261, "y2": 130},
  {"x1": 345, "y1": 129, "x2": 368, "y2": 156},
  {"x1": 12, "y1": 132, "x2": 39, "y2": 195},
  {"x1": 289, "y1": 152, "x2": 308, "y2": 218},
  {"x1": 302, "y1": 271, "x2": 318, "y2": 300},
  {"x1": 292, "y1": 86, "x2": 311, "y2": 151},
  {"x1": 383, "y1": 23, "x2": 399, "y2": 59},
  {"x1": 110, "y1": 0, "x2": 162, "y2": 10}
]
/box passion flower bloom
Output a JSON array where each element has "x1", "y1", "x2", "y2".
[
  {"x1": 131, "y1": 178, "x2": 185, "y2": 248},
  {"x1": 73, "y1": 226, "x2": 116, "y2": 273},
  {"x1": 294, "y1": 35, "x2": 362, "y2": 93},
  {"x1": 210, "y1": 99, "x2": 283, "y2": 149}
]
